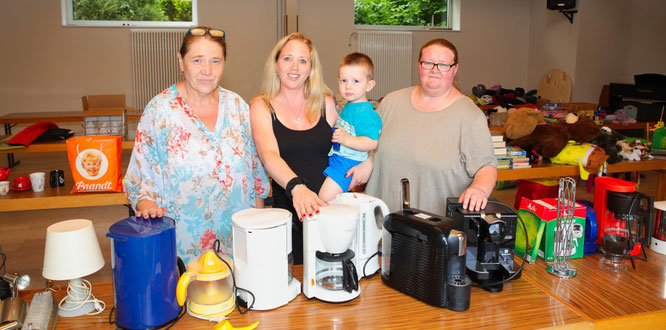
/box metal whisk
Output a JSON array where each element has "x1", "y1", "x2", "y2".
[{"x1": 547, "y1": 177, "x2": 577, "y2": 278}]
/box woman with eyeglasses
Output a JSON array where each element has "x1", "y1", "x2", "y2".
[
  {"x1": 364, "y1": 38, "x2": 498, "y2": 216},
  {"x1": 251, "y1": 33, "x2": 370, "y2": 264},
  {"x1": 124, "y1": 27, "x2": 270, "y2": 263}
]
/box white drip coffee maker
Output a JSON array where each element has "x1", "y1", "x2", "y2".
[{"x1": 303, "y1": 202, "x2": 360, "y2": 302}]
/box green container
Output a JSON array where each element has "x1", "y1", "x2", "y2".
[
  {"x1": 653, "y1": 127, "x2": 666, "y2": 149},
  {"x1": 516, "y1": 198, "x2": 587, "y2": 262}
]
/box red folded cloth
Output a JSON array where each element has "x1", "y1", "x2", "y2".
[{"x1": 7, "y1": 122, "x2": 59, "y2": 146}]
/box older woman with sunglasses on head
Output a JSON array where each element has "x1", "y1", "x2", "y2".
[
  {"x1": 251, "y1": 33, "x2": 372, "y2": 264},
  {"x1": 364, "y1": 38, "x2": 498, "y2": 216},
  {"x1": 124, "y1": 27, "x2": 270, "y2": 263}
]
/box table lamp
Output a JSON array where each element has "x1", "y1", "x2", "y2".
[{"x1": 42, "y1": 219, "x2": 105, "y2": 317}]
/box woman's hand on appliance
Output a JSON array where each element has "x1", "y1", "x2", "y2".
[
  {"x1": 292, "y1": 184, "x2": 326, "y2": 221},
  {"x1": 135, "y1": 200, "x2": 167, "y2": 219}
]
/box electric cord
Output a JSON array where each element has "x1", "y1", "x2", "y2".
[
  {"x1": 470, "y1": 200, "x2": 529, "y2": 290},
  {"x1": 58, "y1": 279, "x2": 105, "y2": 315},
  {"x1": 0, "y1": 245, "x2": 6, "y2": 275},
  {"x1": 624, "y1": 193, "x2": 649, "y2": 266},
  {"x1": 362, "y1": 251, "x2": 381, "y2": 279},
  {"x1": 213, "y1": 240, "x2": 255, "y2": 315}
]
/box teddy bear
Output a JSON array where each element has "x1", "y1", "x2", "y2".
[
  {"x1": 549, "y1": 142, "x2": 609, "y2": 180},
  {"x1": 504, "y1": 107, "x2": 545, "y2": 140},
  {"x1": 508, "y1": 117, "x2": 601, "y2": 159}
]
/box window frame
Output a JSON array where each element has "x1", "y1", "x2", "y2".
[
  {"x1": 354, "y1": 0, "x2": 460, "y2": 32},
  {"x1": 60, "y1": 0, "x2": 198, "y2": 28}
]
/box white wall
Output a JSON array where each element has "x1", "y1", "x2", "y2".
[
  {"x1": 528, "y1": 0, "x2": 666, "y2": 103},
  {"x1": 0, "y1": 0, "x2": 278, "y2": 116},
  {"x1": 410, "y1": 0, "x2": 531, "y2": 95},
  {"x1": 1, "y1": 0, "x2": 665, "y2": 116},
  {"x1": 298, "y1": 0, "x2": 355, "y2": 95}
]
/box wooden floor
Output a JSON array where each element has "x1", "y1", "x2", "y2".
[{"x1": 0, "y1": 150, "x2": 661, "y2": 290}]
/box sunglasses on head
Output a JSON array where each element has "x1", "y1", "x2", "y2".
[{"x1": 186, "y1": 28, "x2": 225, "y2": 40}]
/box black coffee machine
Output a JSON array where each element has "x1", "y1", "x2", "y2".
[
  {"x1": 381, "y1": 179, "x2": 471, "y2": 311},
  {"x1": 446, "y1": 198, "x2": 519, "y2": 293}
]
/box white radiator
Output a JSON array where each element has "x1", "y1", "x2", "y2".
[
  {"x1": 352, "y1": 31, "x2": 412, "y2": 100},
  {"x1": 130, "y1": 29, "x2": 187, "y2": 110}
]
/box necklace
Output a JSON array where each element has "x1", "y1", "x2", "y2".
[{"x1": 280, "y1": 94, "x2": 306, "y2": 124}]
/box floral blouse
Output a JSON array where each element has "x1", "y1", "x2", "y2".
[{"x1": 124, "y1": 85, "x2": 270, "y2": 264}]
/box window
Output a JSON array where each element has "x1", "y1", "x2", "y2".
[
  {"x1": 354, "y1": 0, "x2": 459, "y2": 31},
  {"x1": 61, "y1": 0, "x2": 198, "y2": 27}
]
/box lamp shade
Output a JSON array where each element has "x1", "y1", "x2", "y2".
[{"x1": 42, "y1": 219, "x2": 105, "y2": 281}]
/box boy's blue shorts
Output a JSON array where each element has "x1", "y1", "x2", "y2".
[{"x1": 323, "y1": 154, "x2": 362, "y2": 192}]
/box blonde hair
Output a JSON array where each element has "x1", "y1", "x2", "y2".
[{"x1": 259, "y1": 33, "x2": 331, "y2": 123}]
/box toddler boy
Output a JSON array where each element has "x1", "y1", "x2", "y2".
[{"x1": 319, "y1": 53, "x2": 382, "y2": 202}]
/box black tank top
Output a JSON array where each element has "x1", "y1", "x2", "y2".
[{"x1": 270, "y1": 104, "x2": 332, "y2": 210}]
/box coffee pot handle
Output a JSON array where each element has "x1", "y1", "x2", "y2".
[{"x1": 342, "y1": 259, "x2": 359, "y2": 293}]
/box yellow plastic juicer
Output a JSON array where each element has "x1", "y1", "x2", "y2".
[{"x1": 176, "y1": 250, "x2": 235, "y2": 320}]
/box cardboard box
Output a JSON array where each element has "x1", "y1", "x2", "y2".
[
  {"x1": 515, "y1": 197, "x2": 586, "y2": 262},
  {"x1": 82, "y1": 95, "x2": 128, "y2": 136}
]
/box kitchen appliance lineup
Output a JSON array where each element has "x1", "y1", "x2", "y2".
[
  {"x1": 102, "y1": 192, "x2": 520, "y2": 328},
  {"x1": 100, "y1": 180, "x2": 660, "y2": 327}
]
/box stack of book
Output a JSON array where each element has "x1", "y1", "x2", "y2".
[
  {"x1": 492, "y1": 133, "x2": 511, "y2": 169},
  {"x1": 492, "y1": 133, "x2": 507, "y2": 156},
  {"x1": 506, "y1": 146, "x2": 531, "y2": 168}
]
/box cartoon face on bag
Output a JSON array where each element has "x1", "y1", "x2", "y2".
[
  {"x1": 67, "y1": 136, "x2": 122, "y2": 193},
  {"x1": 76, "y1": 148, "x2": 108, "y2": 179}
]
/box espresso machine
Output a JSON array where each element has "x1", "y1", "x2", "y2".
[
  {"x1": 231, "y1": 208, "x2": 300, "y2": 310},
  {"x1": 381, "y1": 179, "x2": 471, "y2": 311},
  {"x1": 446, "y1": 197, "x2": 519, "y2": 292},
  {"x1": 331, "y1": 193, "x2": 389, "y2": 279},
  {"x1": 303, "y1": 202, "x2": 360, "y2": 302},
  {"x1": 652, "y1": 201, "x2": 666, "y2": 255},
  {"x1": 594, "y1": 176, "x2": 654, "y2": 269}
]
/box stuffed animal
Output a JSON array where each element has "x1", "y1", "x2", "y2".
[
  {"x1": 589, "y1": 126, "x2": 624, "y2": 164},
  {"x1": 617, "y1": 139, "x2": 652, "y2": 160},
  {"x1": 504, "y1": 107, "x2": 545, "y2": 140},
  {"x1": 565, "y1": 117, "x2": 600, "y2": 143},
  {"x1": 508, "y1": 117, "x2": 601, "y2": 158},
  {"x1": 549, "y1": 142, "x2": 609, "y2": 180}
]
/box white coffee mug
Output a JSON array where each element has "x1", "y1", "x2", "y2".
[
  {"x1": 0, "y1": 181, "x2": 9, "y2": 195},
  {"x1": 29, "y1": 172, "x2": 46, "y2": 192}
]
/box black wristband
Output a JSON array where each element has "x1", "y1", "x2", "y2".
[{"x1": 285, "y1": 177, "x2": 307, "y2": 200}]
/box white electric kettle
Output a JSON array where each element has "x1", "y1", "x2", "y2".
[{"x1": 332, "y1": 193, "x2": 389, "y2": 278}]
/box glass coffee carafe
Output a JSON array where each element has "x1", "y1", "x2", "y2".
[
  {"x1": 315, "y1": 250, "x2": 358, "y2": 293},
  {"x1": 599, "y1": 228, "x2": 629, "y2": 273}
]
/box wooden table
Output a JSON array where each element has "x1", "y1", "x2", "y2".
[
  {"x1": 498, "y1": 158, "x2": 666, "y2": 200},
  {"x1": 0, "y1": 111, "x2": 140, "y2": 167},
  {"x1": 0, "y1": 176, "x2": 129, "y2": 212},
  {"x1": 20, "y1": 248, "x2": 666, "y2": 329},
  {"x1": 0, "y1": 136, "x2": 135, "y2": 154},
  {"x1": 0, "y1": 111, "x2": 141, "y2": 131},
  {"x1": 520, "y1": 248, "x2": 666, "y2": 327},
  {"x1": 20, "y1": 266, "x2": 590, "y2": 329}
]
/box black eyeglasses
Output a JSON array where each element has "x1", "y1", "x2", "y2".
[
  {"x1": 419, "y1": 61, "x2": 456, "y2": 72},
  {"x1": 186, "y1": 28, "x2": 225, "y2": 40}
]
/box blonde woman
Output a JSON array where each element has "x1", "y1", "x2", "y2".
[{"x1": 251, "y1": 33, "x2": 371, "y2": 264}]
